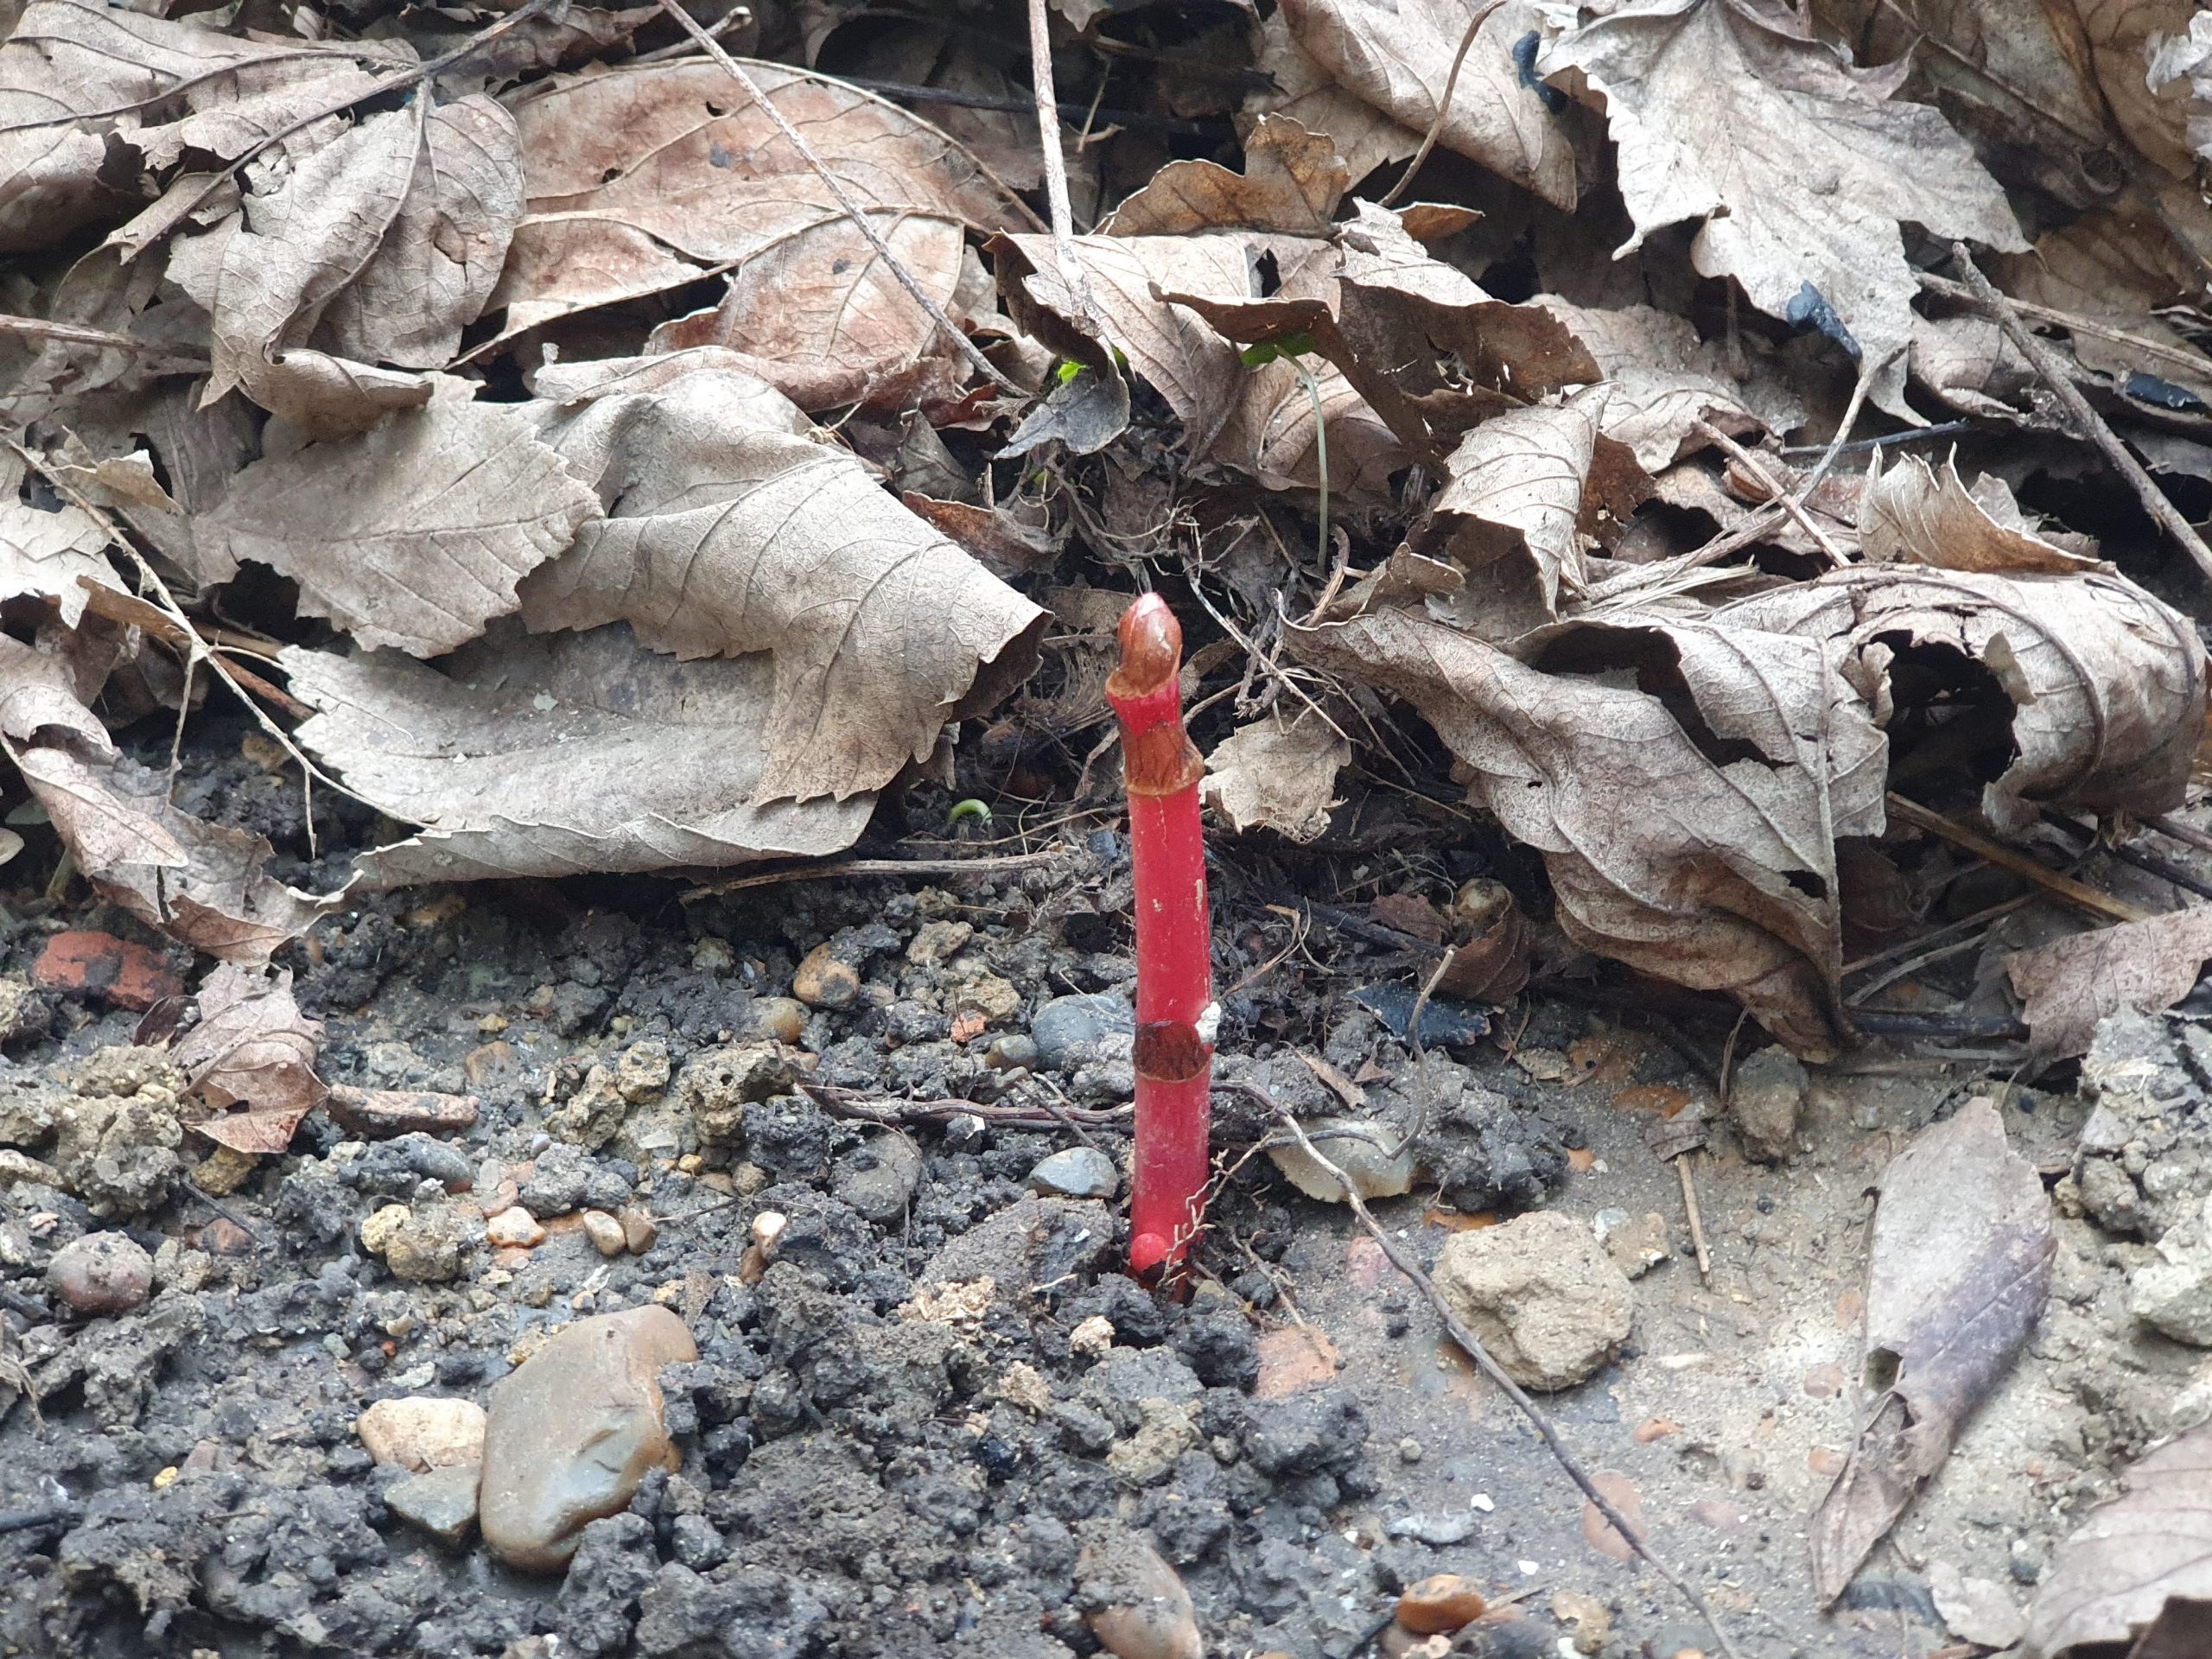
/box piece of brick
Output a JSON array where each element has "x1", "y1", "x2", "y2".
[{"x1": 31, "y1": 931, "x2": 182, "y2": 1011}]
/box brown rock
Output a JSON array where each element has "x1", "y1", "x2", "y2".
[
  {"x1": 1396, "y1": 1574, "x2": 1486, "y2": 1635},
  {"x1": 619, "y1": 1206, "x2": 658, "y2": 1254},
  {"x1": 327, "y1": 1084, "x2": 480, "y2": 1138},
  {"x1": 478, "y1": 1306, "x2": 697, "y2": 1572},
  {"x1": 1579, "y1": 1470, "x2": 1644, "y2": 1561},
  {"x1": 1077, "y1": 1518, "x2": 1201, "y2": 1659},
  {"x1": 791, "y1": 943, "x2": 859, "y2": 1008},
  {"x1": 1433, "y1": 1211, "x2": 1632, "y2": 1390},
  {"x1": 358, "y1": 1396, "x2": 487, "y2": 1471},
  {"x1": 385, "y1": 1462, "x2": 480, "y2": 1546},
  {"x1": 582, "y1": 1210, "x2": 626, "y2": 1256},
  {"x1": 747, "y1": 997, "x2": 807, "y2": 1044},
  {"x1": 46, "y1": 1232, "x2": 154, "y2": 1315},
  {"x1": 486, "y1": 1206, "x2": 545, "y2": 1249}
]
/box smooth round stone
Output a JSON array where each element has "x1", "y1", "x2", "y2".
[
  {"x1": 1027, "y1": 1146, "x2": 1118, "y2": 1199},
  {"x1": 1029, "y1": 993, "x2": 1135, "y2": 1071},
  {"x1": 46, "y1": 1231, "x2": 153, "y2": 1315},
  {"x1": 479, "y1": 1306, "x2": 696, "y2": 1573}
]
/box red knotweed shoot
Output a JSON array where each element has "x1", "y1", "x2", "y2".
[{"x1": 1105, "y1": 594, "x2": 1215, "y2": 1278}]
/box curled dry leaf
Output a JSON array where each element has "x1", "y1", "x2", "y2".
[
  {"x1": 2017, "y1": 1429, "x2": 2212, "y2": 1656},
  {"x1": 173, "y1": 963, "x2": 326, "y2": 1155},
  {"x1": 1438, "y1": 879, "x2": 1533, "y2": 1003},
  {"x1": 1408, "y1": 385, "x2": 1651, "y2": 643},
  {"x1": 1103, "y1": 115, "x2": 1348, "y2": 238},
  {"x1": 1294, "y1": 606, "x2": 1884, "y2": 1058},
  {"x1": 1276, "y1": 0, "x2": 1579, "y2": 209},
  {"x1": 1541, "y1": 0, "x2": 2024, "y2": 410},
  {"x1": 13, "y1": 742, "x2": 342, "y2": 962},
  {"x1": 282, "y1": 623, "x2": 877, "y2": 887},
  {"x1": 1211, "y1": 353, "x2": 1410, "y2": 505},
  {"x1": 1724, "y1": 567, "x2": 2206, "y2": 834},
  {"x1": 1859, "y1": 453, "x2": 2105, "y2": 575},
  {"x1": 1202, "y1": 711, "x2": 1351, "y2": 842},
  {"x1": 491, "y1": 60, "x2": 1028, "y2": 410},
  {"x1": 1524, "y1": 296, "x2": 1805, "y2": 474},
  {"x1": 1811, "y1": 1099, "x2": 2055, "y2": 1605},
  {"x1": 191, "y1": 378, "x2": 601, "y2": 659},
  {"x1": 1, "y1": 454, "x2": 116, "y2": 628},
  {"x1": 2005, "y1": 908, "x2": 2212, "y2": 1060},
  {"x1": 516, "y1": 351, "x2": 1047, "y2": 804},
  {"x1": 1243, "y1": 8, "x2": 1420, "y2": 192}
]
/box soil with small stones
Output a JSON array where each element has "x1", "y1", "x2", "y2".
[{"x1": 0, "y1": 717, "x2": 2205, "y2": 1659}]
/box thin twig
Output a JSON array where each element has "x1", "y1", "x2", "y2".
[
  {"x1": 1777, "y1": 420, "x2": 1978, "y2": 458},
  {"x1": 1692, "y1": 418, "x2": 1847, "y2": 566},
  {"x1": 1916, "y1": 271, "x2": 2212, "y2": 386},
  {"x1": 1677, "y1": 1155, "x2": 1712, "y2": 1281},
  {"x1": 2040, "y1": 810, "x2": 2212, "y2": 904},
  {"x1": 0, "y1": 313, "x2": 208, "y2": 372},
  {"x1": 1373, "y1": 0, "x2": 1507, "y2": 210},
  {"x1": 628, "y1": 3, "x2": 753, "y2": 64},
  {"x1": 683, "y1": 849, "x2": 1065, "y2": 900},
  {"x1": 654, "y1": 0, "x2": 1022, "y2": 397},
  {"x1": 1947, "y1": 245, "x2": 2212, "y2": 587},
  {"x1": 1886, "y1": 792, "x2": 2148, "y2": 924},
  {"x1": 1268, "y1": 1110, "x2": 1744, "y2": 1659},
  {"x1": 2149, "y1": 814, "x2": 2212, "y2": 858},
  {"x1": 1027, "y1": 0, "x2": 1079, "y2": 267}
]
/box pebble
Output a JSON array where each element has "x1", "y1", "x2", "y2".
[
  {"x1": 479, "y1": 1306, "x2": 697, "y2": 1572},
  {"x1": 1397, "y1": 1437, "x2": 1424, "y2": 1464},
  {"x1": 381, "y1": 1203, "x2": 476, "y2": 1283},
  {"x1": 618, "y1": 1205, "x2": 657, "y2": 1254},
  {"x1": 747, "y1": 997, "x2": 808, "y2": 1044},
  {"x1": 1027, "y1": 1146, "x2": 1118, "y2": 1199},
  {"x1": 983, "y1": 1033, "x2": 1039, "y2": 1072},
  {"x1": 1029, "y1": 992, "x2": 1135, "y2": 1071},
  {"x1": 486, "y1": 1206, "x2": 545, "y2": 1249},
  {"x1": 357, "y1": 1395, "x2": 486, "y2": 1471},
  {"x1": 1730, "y1": 1046, "x2": 1805, "y2": 1162},
  {"x1": 45, "y1": 1231, "x2": 153, "y2": 1315},
  {"x1": 582, "y1": 1210, "x2": 626, "y2": 1256},
  {"x1": 833, "y1": 1131, "x2": 925, "y2": 1224},
  {"x1": 791, "y1": 943, "x2": 859, "y2": 1008},
  {"x1": 385, "y1": 1464, "x2": 481, "y2": 1546},
  {"x1": 1267, "y1": 1115, "x2": 1414, "y2": 1202},
  {"x1": 1386, "y1": 1512, "x2": 1478, "y2": 1546},
  {"x1": 1076, "y1": 1518, "x2": 1201, "y2": 1659},
  {"x1": 1433, "y1": 1210, "x2": 1632, "y2": 1390},
  {"x1": 1396, "y1": 1574, "x2": 1487, "y2": 1635}
]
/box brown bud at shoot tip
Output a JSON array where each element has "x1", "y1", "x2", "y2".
[{"x1": 1113, "y1": 594, "x2": 1182, "y2": 697}]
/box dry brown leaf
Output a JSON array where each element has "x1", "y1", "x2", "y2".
[
  {"x1": 130, "y1": 64, "x2": 391, "y2": 174},
  {"x1": 1243, "y1": 8, "x2": 1421, "y2": 191},
  {"x1": 1278, "y1": 0, "x2": 1578, "y2": 208},
  {"x1": 191, "y1": 378, "x2": 601, "y2": 659},
  {"x1": 2075, "y1": 0, "x2": 2197, "y2": 181},
  {"x1": 0, "y1": 629, "x2": 110, "y2": 752},
  {"x1": 515, "y1": 351, "x2": 1046, "y2": 804},
  {"x1": 1541, "y1": 0, "x2": 2024, "y2": 410},
  {"x1": 2021, "y1": 1423, "x2": 2212, "y2": 1657},
  {"x1": 899, "y1": 494, "x2": 1063, "y2": 581},
  {"x1": 1723, "y1": 567, "x2": 2206, "y2": 833},
  {"x1": 1409, "y1": 386, "x2": 1651, "y2": 642},
  {"x1": 1860, "y1": 453, "x2": 2106, "y2": 574},
  {"x1": 12, "y1": 741, "x2": 341, "y2": 961},
  {"x1": 0, "y1": 0, "x2": 403, "y2": 251},
  {"x1": 1104, "y1": 115, "x2": 1347, "y2": 238},
  {"x1": 1908, "y1": 314, "x2": 2049, "y2": 425},
  {"x1": 2005, "y1": 908, "x2": 2212, "y2": 1059},
  {"x1": 1811, "y1": 1100, "x2": 2055, "y2": 1605},
  {"x1": 491, "y1": 60, "x2": 1027, "y2": 410},
  {"x1": 1211, "y1": 354, "x2": 1411, "y2": 505},
  {"x1": 0, "y1": 453, "x2": 116, "y2": 627},
  {"x1": 995, "y1": 229, "x2": 1285, "y2": 457},
  {"x1": 1294, "y1": 605, "x2": 1885, "y2": 1058},
  {"x1": 1202, "y1": 711, "x2": 1351, "y2": 842},
  {"x1": 2151, "y1": 15, "x2": 2212, "y2": 166},
  {"x1": 282, "y1": 623, "x2": 877, "y2": 886},
  {"x1": 173, "y1": 963, "x2": 326, "y2": 1155},
  {"x1": 1527, "y1": 296, "x2": 1806, "y2": 473},
  {"x1": 320, "y1": 95, "x2": 524, "y2": 371}
]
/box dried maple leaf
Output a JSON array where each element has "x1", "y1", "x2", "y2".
[
  {"x1": 1541, "y1": 0, "x2": 2024, "y2": 410},
  {"x1": 191, "y1": 378, "x2": 601, "y2": 659},
  {"x1": 1524, "y1": 296, "x2": 1805, "y2": 473},
  {"x1": 282, "y1": 623, "x2": 878, "y2": 886},
  {"x1": 173, "y1": 964, "x2": 326, "y2": 1155},
  {"x1": 491, "y1": 60, "x2": 1029, "y2": 410},
  {"x1": 515, "y1": 351, "x2": 1046, "y2": 804},
  {"x1": 1724, "y1": 567, "x2": 2206, "y2": 833},
  {"x1": 1408, "y1": 386, "x2": 1651, "y2": 642},
  {"x1": 1294, "y1": 606, "x2": 1885, "y2": 1057},
  {"x1": 1812, "y1": 1100, "x2": 2055, "y2": 1604},
  {"x1": 1243, "y1": 8, "x2": 1421, "y2": 190},
  {"x1": 1203, "y1": 712, "x2": 1351, "y2": 842},
  {"x1": 2005, "y1": 908, "x2": 2212, "y2": 1059},
  {"x1": 1277, "y1": 0, "x2": 1579, "y2": 208}
]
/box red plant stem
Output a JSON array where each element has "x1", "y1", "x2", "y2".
[{"x1": 1105, "y1": 594, "x2": 1215, "y2": 1278}]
